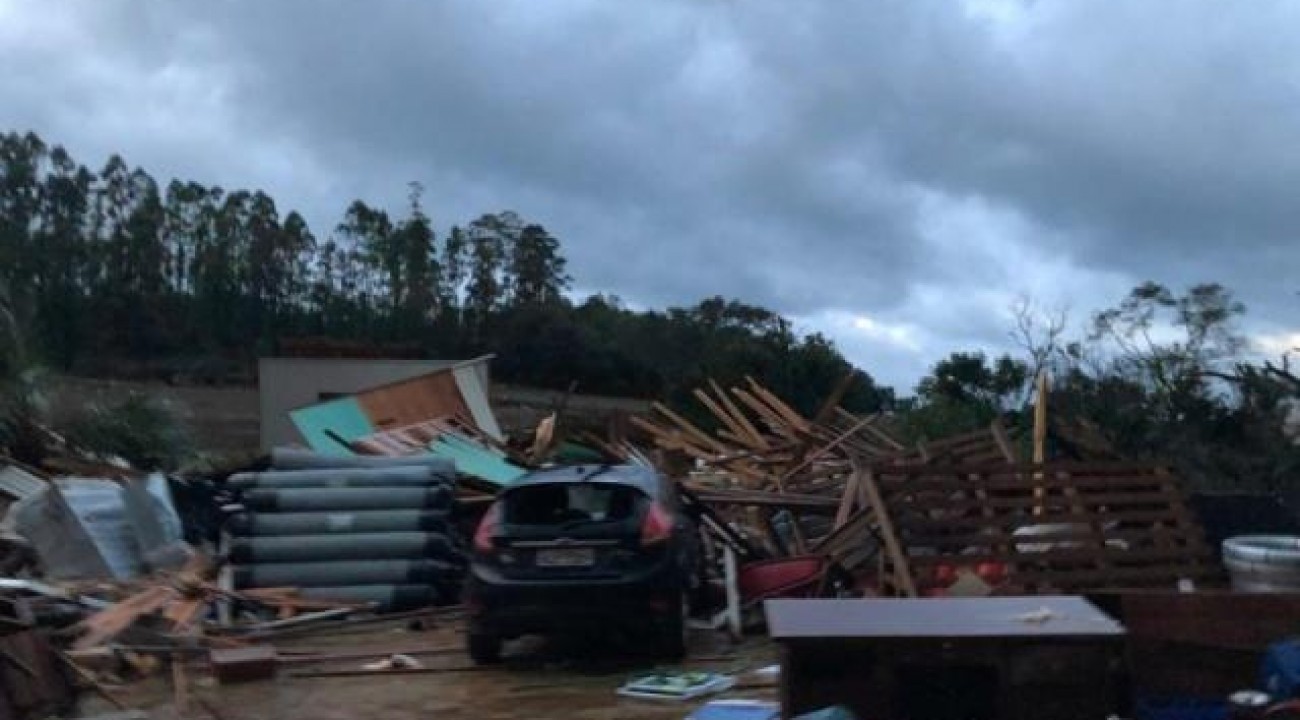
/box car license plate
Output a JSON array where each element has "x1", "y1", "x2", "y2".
[{"x1": 535, "y1": 548, "x2": 595, "y2": 568}]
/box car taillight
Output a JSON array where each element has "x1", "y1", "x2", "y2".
[
  {"x1": 473, "y1": 502, "x2": 502, "y2": 554},
  {"x1": 641, "y1": 502, "x2": 673, "y2": 546}
]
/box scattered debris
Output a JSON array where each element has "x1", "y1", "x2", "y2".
[
  {"x1": 688, "y1": 698, "x2": 780, "y2": 720},
  {"x1": 359, "y1": 653, "x2": 423, "y2": 671},
  {"x1": 616, "y1": 671, "x2": 736, "y2": 701},
  {"x1": 0, "y1": 358, "x2": 1282, "y2": 720}
]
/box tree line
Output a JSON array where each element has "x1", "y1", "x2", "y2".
[
  {"x1": 4, "y1": 129, "x2": 1298, "y2": 492},
  {"x1": 0, "y1": 130, "x2": 887, "y2": 417},
  {"x1": 902, "y1": 286, "x2": 1300, "y2": 494}
]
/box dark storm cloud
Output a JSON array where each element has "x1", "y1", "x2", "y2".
[
  {"x1": 2, "y1": 0, "x2": 1298, "y2": 387},
  {"x1": 142, "y1": 1, "x2": 932, "y2": 312}
]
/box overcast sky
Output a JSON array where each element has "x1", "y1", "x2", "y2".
[{"x1": 3, "y1": 1, "x2": 1299, "y2": 391}]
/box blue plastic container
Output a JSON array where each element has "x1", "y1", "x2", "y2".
[{"x1": 1264, "y1": 639, "x2": 1300, "y2": 699}]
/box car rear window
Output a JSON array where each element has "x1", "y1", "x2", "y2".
[{"x1": 504, "y1": 483, "x2": 645, "y2": 526}]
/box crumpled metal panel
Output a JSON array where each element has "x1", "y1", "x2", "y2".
[{"x1": 0, "y1": 464, "x2": 44, "y2": 500}]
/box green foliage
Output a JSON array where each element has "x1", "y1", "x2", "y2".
[
  {"x1": 898, "y1": 351, "x2": 1029, "y2": 443},
  {"x1": 464, "y1": 212, "x2": 513, "y2": 323},
  {"x1": 13, "y1": 128, "x2": 1292, "y2": 495},
  {"x1": 1090, "y1": 281, "x2": 1246, "y2": 402},
  {"x1": 485, "y1": 296, "x2": 892, "y2": 421},
  {"x1": 64, "y1": 393, "x2": 193, "y2": 471},
  {"x1": 508, "y1": 223, "x2": 569, "y2": 306},
  {"x1": 0, "y1": 130, "x2": 877, "y2": 420},
  {"x1": 907, "y1": 282, "x2": 1300, "y2": 493},
  {"x1": 895, "y1": 396, "x2": 1000, "y2": 444},
  {"x1": 0, "y1": 282, "x2": 52, "y2": 464},
  {"x1": 916, "y1": 351, "x2": 1029, "y2": 410}
]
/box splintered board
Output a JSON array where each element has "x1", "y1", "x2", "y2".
[
  {"x1": 868, "y1": 462, "x2": 1220, "y2": 595},
  {"x1": 901, "y1": 423, "x2": 1019, "y2": 466}
]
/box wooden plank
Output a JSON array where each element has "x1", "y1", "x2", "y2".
[
  {"x1": 1155, "y1": 466, "x2": 1209, "y2": 573},
  {"x1": 833, "y1": 470, "x2": 861, "y2": 529},
  {"x1": 887, "y1": 490, "x2": 1178, "y2": 513},
  {"x1": 898, "y1": 509, "x2": 1198, "y2": 534},
  {"x1": 628, "y1": 415, "x2": 689, "y2": 444},
  {"x1": 859, "y1": 468, "x2": 917, "y2": 597},
  {"x1": 898, "y1": 527, "x2": 1210, "y2": 552},
  {"x1": 871, "y1": 461, "x2": 1170, "y2": 477},
  {"x1": 731, "y1": 388, "x2": 800, "y2": 439},
  {"x1": 651, "y1": 403, "x2": 730, "y2": 454},
  {"x1": 906, "y1": 546, "x2": 1211, "y2": 568},
  {"x1": 833, "y1": 407, "x2": 905, "y2": 451},
  {"x1": 74, "y1": 585, "x2": 179, "y2": 650},
  {"x1": 862, "y1": 423, "x2": 906, "y2": 452},
  {"x1": 693, "y1": 389, "x2": 757, "y2": 449},
  {"x1": 915, "y1": 440, "x2": 932, "y2": 463},
  {"x1": 812, "y1": 507, "x2": 873, "y2": 553},
  {"x1": 812, "y1": 370, "x2": 858, "y2": 425},
  {"x1": 710, "y1": 380, "x2": 768, "y2": 449},
  {"x1": 745, "y1": 376, "x2": 812, "y2": 432},
  {"x1": 716, "y1": 429, "x2": 761, "y2": 448},
  {"x1": 777, "y1": 413, "x2": 879, "y2": 483},
  {"x1": 990, "y1": 420, "x2": 1019, "y2": 463},
  {"x1": 1006, "y1": 564, "x2": 1221, "y2": 589},
  {"x1": 164, "y1": 597, "x2": 206, "y2": 633},
  {"x1": 689, "y1": 490, "x2": 841, "y2": 512},
  {"x1": 813, "y1": 517, "x2": 880, "y2": 572},
  {"x1": 172, "y1": 651, "x2": 189, "y2": 715},
  {"x1": 874, "y1": 473, "x2": 1169, "y2": 494}
]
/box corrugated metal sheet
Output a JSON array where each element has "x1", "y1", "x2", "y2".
[
  {"x1": 0, "y1": 465, "x2": 45, "y2": 500},
  {"x1": 13, "y1": 478, "x2": 141, "y2": 580}
]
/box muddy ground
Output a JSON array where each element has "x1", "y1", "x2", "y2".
[{"x1": 73, "y1": 618, "x2": 779, "y2": 720}]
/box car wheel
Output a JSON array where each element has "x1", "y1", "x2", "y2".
[
  {"x1": 656, "y1": 592, "x2": 689, "y2": 660},
  {"x1": 467, "y1": 631, "x2": 503, "y2": 665}
]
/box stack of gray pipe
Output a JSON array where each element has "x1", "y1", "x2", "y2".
[{"x1": 224, "y1": 449, "x2": 464, "y2": 611}]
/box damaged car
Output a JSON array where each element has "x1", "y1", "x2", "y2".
[{"x1": 465, "y1": 464, "x2": 700, "y2": 663}]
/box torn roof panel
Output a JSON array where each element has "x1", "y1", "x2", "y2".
[
  {"x1": 428, "y1": 433, "x2": 527, "y2": 488},
  {"x1": 289, "y1": 409, "x2": 526, "y2": 488},
  {"x1": 453, "y1": 364, "x2": 502, "y2": 440},
  {"x1": 288, "y1": 397, "x2": 374, "y2": 456}
]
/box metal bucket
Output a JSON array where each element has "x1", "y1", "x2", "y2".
[{"x1": 1223, "y1": 536, "x2": 1300, "y2": 592}]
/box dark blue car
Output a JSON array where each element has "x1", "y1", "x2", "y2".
[{"x1": 465, "y1": 464, "x2": 700, "y2": 663}]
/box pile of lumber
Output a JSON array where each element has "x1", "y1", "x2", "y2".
[
  {"x1": 873, "y1": 462, "x2": 1219, "y2": 595},
  {"x1": 629, "y1": 375, "x2": 910, "y2": 556},
  {"x1": 628, "y1": 375, "x2": 1219, "y2": 598},
  {"x1": 67, "y1": 554, "x2": 374, "y2": 654}
]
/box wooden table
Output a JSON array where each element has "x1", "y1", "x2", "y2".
[{"x1": 766, "y1": 597, "x2": 1126, "y2": 720}]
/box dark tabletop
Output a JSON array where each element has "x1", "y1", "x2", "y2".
[{"x1": 765, "y1": 596, "x2": 1125, "y2": 639}]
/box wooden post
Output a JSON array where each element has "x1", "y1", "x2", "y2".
[
  {"x1": 1032, "y1": 370, "x2": 1049, "y2": 516},
  {"x1": 859, "y1": 468, "x2": 917, "y2": 597}
]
